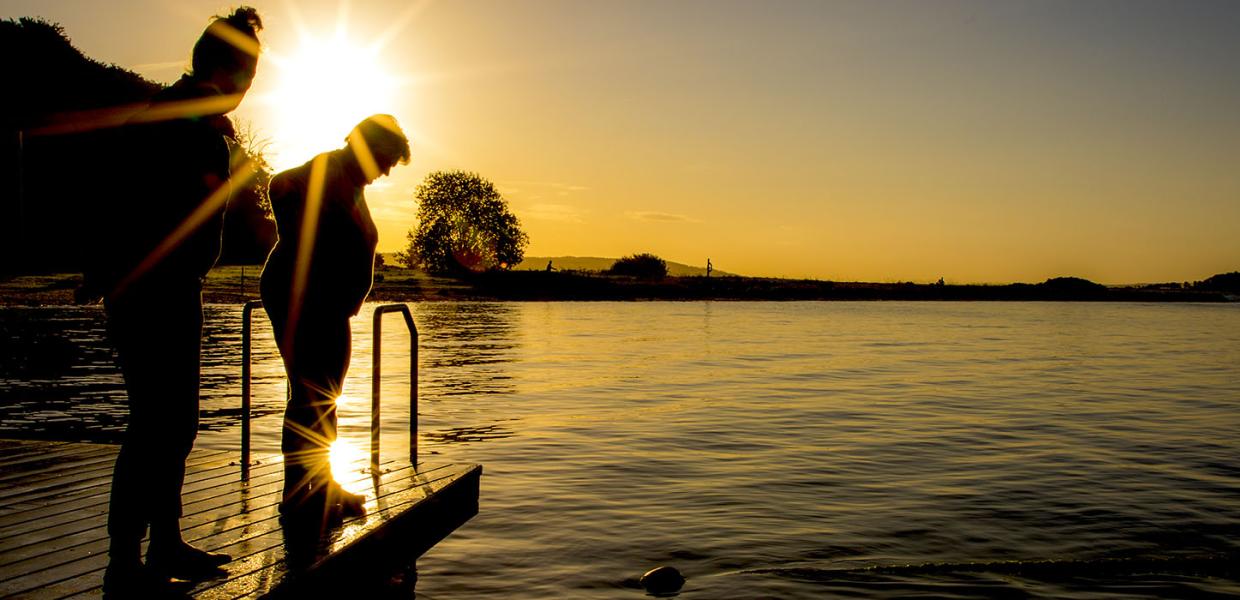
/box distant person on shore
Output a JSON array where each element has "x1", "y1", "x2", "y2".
[
  {"x1": 79, "y1": 7, "x2": 263, "y2": 596},
  {"x1": 261, "y1": 115, "x2": 411, "y2": 526}
]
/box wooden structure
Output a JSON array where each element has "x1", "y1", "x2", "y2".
[
  {"x1": 0, "y1": 303, "x2": 478, "y2": 597},
  {"x1": 0, "y1": 439, "x2": 481, "y2": 598}
]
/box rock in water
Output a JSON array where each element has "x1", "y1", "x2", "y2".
[{"x1": 640, "y1": 566, "x2": 685, "y2": 595}]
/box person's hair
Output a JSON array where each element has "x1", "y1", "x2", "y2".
[
  {"x1": 348, "y1": 114, "x2": 412, "y2": 167},
  {"x1": 190, "y1": 6, "x2": 263, "y2": 80}
]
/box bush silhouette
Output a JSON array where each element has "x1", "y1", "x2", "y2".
[
  {"x1": 1041, "y1": 276, "x2": 1106, "y2": 292},
  {"x1": 609, "y1": 253, "x2": 668, "y2": 279}
]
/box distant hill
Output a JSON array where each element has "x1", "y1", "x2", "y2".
[{"x1": 516, "y1": 256, "x2": 736, "y2": 277}]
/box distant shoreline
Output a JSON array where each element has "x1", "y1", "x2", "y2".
[{"x1": 1, "y1": 267, "x2": 1235, "y2": 306}]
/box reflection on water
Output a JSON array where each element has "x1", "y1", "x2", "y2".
[
  {"x1": 423, "y1": 422, "x2": 517, "y2": 445},
  {"x1": 0, "y1": 307, "x2": 127, "y2": 440},
  {"x1": 0, "y1": 302, "x2": 522, "y2": 449},
  {"x1": 418, "y1": 303, "x2": 519, "y2": 401},
  {"x1": 3, "y1": 301, "x2": 1240, "y2": 598}
]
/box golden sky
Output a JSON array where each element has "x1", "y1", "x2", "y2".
[{"x1": 6, "y1": 0, "x2": 1239, "y2": 283}]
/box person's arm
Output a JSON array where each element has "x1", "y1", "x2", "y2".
[
  {"x1": 316, "y1": 173, "x2": 378, "y2": 317},
  {"x1": 167, "y1": 122, "x2": 232, "y2": 281},
  {"x1": 352, "y1": 197, "x2": 379, "y2": 316},
  {"x1": 335, "y1": 190, "x2": 378, "y2": 317}
]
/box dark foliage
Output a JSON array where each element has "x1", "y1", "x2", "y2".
[
  {"x1": 457, "y1": 272, "x2": 1234, "y2": 302},
  {"x1": 1040, "y1": 276, "x2": 1106, "y2": 292},
  {"x1": 217, "y1": 128, "x2": 275, "y2": 265},
  {"x1": 1194, "y1": 272, "x2": 1240, "y2": 293},
  {"x1": 609, "y1": 253, "x2": 668, "y2": 279},
  {"x1": 1, "y1": 18, "x2": 159, "y2": 275},
  {"x1": 1, "y1": 18, "x2": 273, "y2": 274},
  {"x1": 0, "y1": 18, "x2": 157, "y2": 128},
  {"x1": 399, "y1": 170, "x2": 528, "y2": 274}
]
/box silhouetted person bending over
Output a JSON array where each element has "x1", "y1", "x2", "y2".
[
  {"x1": 80, "y1": 7, "x2": 263, "y2": 597},
  {"x1": 261, "y1": 115, "x2": 411, "y2": 524}
]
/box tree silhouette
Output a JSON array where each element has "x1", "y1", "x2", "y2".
[
  {"x1": 2, "y1": 18, "x2": 159, "y2": 275},
  {"x1": 0, "y1": 18, "x2": 274, "y2": 273},
  {"x1": 1195, "y1": 271, "x2": 1240, "y2": 293},
  {"x1": 399, "y1": 170, "x2": 528, "y2": 274}
]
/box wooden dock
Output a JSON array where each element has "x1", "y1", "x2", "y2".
[{"x1": 0, "y1": 439, "x2": 481, "y2": 599}]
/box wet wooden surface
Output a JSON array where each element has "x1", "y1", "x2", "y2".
[{"x1": 0, "y1": 439, "x2": 481, "y2": 599}]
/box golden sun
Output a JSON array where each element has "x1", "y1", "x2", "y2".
[{"x1": 263, "y1": 34, "x2": 399, "y2": 171}]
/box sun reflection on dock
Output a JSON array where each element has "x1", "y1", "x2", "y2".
[{"x1": 329, "y1": 432, "x2": 371, "y2": 495}]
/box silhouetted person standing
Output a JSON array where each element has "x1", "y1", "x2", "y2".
[
  {"x1": 82, "y1": 8, "x2": 263, "y2": 596},
  {"x1": 261, "y1": 115, "x2": 411, "y2": 525}
]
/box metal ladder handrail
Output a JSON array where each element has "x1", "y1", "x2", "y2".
[
  {"x1": 240, "y1": 301, "x2": 419, "y2": 480},
  {"x1": 371, "y1": 304, "x2": 419, "y2": 474},
  {"x1": 241, "y1": 300, "x2": 263, "y2": 481}
]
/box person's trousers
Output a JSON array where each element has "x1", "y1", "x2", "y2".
[
  {"x1": 105, "y1": 287, "x2": 202, "y2": 546},
  {"x1": 267, "y1": 308, "x2": 352, "y2": 491}
]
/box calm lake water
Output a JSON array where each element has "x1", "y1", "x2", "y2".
[{"x1": 3, "y1": 301, "x2": 1240, "y2": 598}]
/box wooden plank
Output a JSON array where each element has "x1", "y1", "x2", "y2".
[
  {"x1": 2, "y1": 457, "x2": 413, "y2": 589},
  {"x1": 0, "y1": 440, "x2": 479, "y2": 600},
  {"x1": 0, "y1": 444, "x2": 113, "y2": 472},
  {"x1": 0, "y1": 466, "x2": 288, "y2": 574},
  {"x1": 0, "y1": 451, "x2": 373, "y2": 548},
  {"x1": 0, "y1": 440, "x2": 74, "y2": 460},
  {"x1": 0, "y1": 472, "x2": 114, "y2": 525},
  {"x1": 0, "y1": 470, "x2": 285, "y2": 588},
  {"x1": 0, "y1": 456, "x2": 281, "y2": 537},
  {"x1": 0, "y1": 457, "x2": 268, "y2": 574},
  {"x1": 0, "y1": 450, "x2": 235, "y2": 509},
  {"x1": 0, "y1": 462, "x2": 293, "y2": 569},
  {"x1": 0, "y1": 454, "x2": 119, "y2": 487},
  {"x1": 0, "y1": 443, "x2": 118, "y2": 472},
  {"x1": 13, "y1": 464, "x2": 476, "y2": 600},
  {"x1": 0, "y1": 460, "x2": 246, "y2": 528},
  {"x1": 195, "y1": 464, "x2": 481, "y2": 599}
]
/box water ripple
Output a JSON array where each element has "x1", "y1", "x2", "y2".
[{"x1": 2, "y1": 301, "x2": 1240, "y2": 598}]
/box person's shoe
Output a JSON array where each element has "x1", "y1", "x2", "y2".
[
  {"x1": 102, "y1": 561, "x2": 193, "y2": 599},
  {"x1": 145, "y1": 542, "x2": 230, "y2": 581},
  {"x1": 324, "y1": 480, "x2": 367, "y2": 518},
  {"x1": 280, "y1": 479, "x2": 366, "y2": 520},
  {"x1": 279, "y1": 481, "x2": 344, "y2": 531}
]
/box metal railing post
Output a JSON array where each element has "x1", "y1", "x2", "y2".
[
  {"x1": 242, "y1": 302, "x2": 418, "y2": 479},
  {"x1": 240, "y1": 300, "x2": 263, "y2": 481},
  {"x1": 371, "y1": 309, "x2": 382, "y2": 473},
  {"x1": 371, "y1": 303, "x2": 419, "y2": 473},
  {"x1": 410, "y1": 313, "x2": 418, "y2": 465}
]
